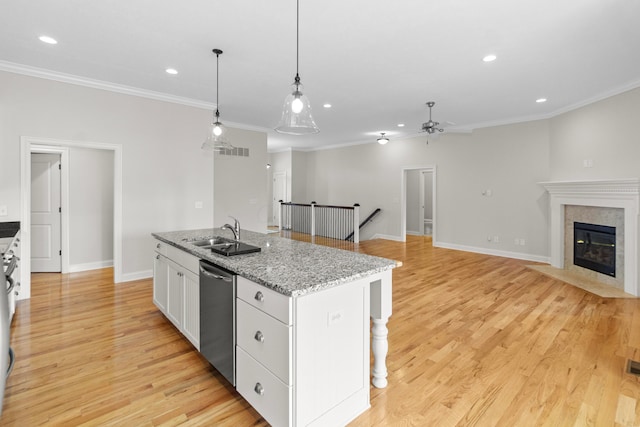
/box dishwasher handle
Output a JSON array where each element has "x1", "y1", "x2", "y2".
[{"x1": 200, "y1": 265, "x2": 233, "y2": 282}]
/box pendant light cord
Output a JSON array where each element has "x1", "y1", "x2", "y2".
[
  {"x1": 295, "y1": 0, "x2": 300, "y2": 86},
  {"x1": 216, "y1": 51, "x2": 220, "y2": 118}
]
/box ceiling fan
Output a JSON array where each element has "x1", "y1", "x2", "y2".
[{"x1": 421, "y1": 101, "x2": 444, "y2": 136}]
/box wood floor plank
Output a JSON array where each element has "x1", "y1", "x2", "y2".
[{"x1": 4, "y1": 235, "x2": 640, "y2": 425}]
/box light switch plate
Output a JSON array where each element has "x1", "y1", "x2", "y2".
[{"x1": 0, "y1": 205, "x2": 7, "y2": 216}]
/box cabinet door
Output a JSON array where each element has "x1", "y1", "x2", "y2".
[
  {"x1": 167, "y1": 262, "x2": 184, "y2": 328},
  {"x1": 182, "y1": 269, "x2": 200, "y2": 350},
  {"x1": 153, "y1": 254, "x2": 169, "y2": 314}
]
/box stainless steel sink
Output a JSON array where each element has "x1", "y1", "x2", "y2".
[
  {"x1": 185, "y1": 236, "x2": 261, "y2": 256},
  {"x1": 188, "y1": 237, "x2": 232, "y2": 249}
]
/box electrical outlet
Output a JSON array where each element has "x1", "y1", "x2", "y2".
[
  {"x1": 0, "y1": 205, "x2": 7, "y2": 216},
  {"x1": 195, "y1": 201, "x2": 203, "y2": 209},
  {"x1": 520, "y1": 239, "x2": 526, "y2": 246},
  {"x1": 583, "y1": 159, "x2": 594, "y2": 168},
  {"x1": 493, "y1": 236, "x2": 500, "y2": 243}
]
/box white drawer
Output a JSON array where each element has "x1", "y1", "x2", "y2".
[
  {"x1": 237, "y1": 276, "x2": 292, "y2": 325},
  {"x1": 154, "y1": 239, "x2": 168, "y2": 256},
  {"x1": 236, "y1": 347, "x2": 291, "y2": 427},
  {"x1": 156, "y1": 239, "x2": 200, "y2": 274},
  {"x1": 237, "y1": 299, "x2": 291, "y2": 384}
]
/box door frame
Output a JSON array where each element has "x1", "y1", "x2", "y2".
[
  {"x1": 31, "y1": 148, "x2": 68, "y2": 273},
  {"x1": 400, "y1": 165, "x2": 437, "y2": 243},
  {"x1": 272, "y1": 171, "x2": 287, "y2": 226},
  {"x1": 420, "y1": 170, "x2": 433, "y2": 235},
  {"x1": 20, "y1": 136, "x2": 123, "y2": 300}
]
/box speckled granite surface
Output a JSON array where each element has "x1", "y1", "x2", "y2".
[{"x1": 152, "y1": 228, "x2": 399, "y2": 297}]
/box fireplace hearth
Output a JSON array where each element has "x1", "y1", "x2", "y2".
[{"x1": 573, "y1": 222, "x2": 616, "y2": 277}]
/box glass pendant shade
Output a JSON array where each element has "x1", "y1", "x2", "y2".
[
  {"x1": 275, "y1": 82, "x2": 319, "y2": 135},
  {"x1": 202, "y1": 111, "x2": 233, "y2": 151}
]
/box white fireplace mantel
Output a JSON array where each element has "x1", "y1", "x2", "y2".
[{"x1": 539, "y1": 179, "x2": 640, "y2": 296}]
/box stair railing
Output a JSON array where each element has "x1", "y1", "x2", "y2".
[{"x1": 279, "y1": 201, "x2": 361, "y2": 243}]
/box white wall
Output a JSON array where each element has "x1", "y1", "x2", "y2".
[
  {"x1": 291, "y1": 150, "x2": 308, "y2": 203},
  {"x1": 304, "y1": 119, "x2": 551, "y2": 258},
  {"x1": 69, "y1": 147, "x2": 114, "y2": 271},
  {"x1": 267, "y1": 150, "x2": 292, "y2": 224},
  {"x1": 549, "y1": 87, "x2": 640, "y2": 180},
  {"x1": 0, "y1": 70, "x2": 267, "y2": 283},
  {"x1": 213, "y1": 128, "x2": 269, "y2": 234}
]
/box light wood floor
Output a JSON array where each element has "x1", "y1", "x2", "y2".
[{"x1": 4, "y1": 235, "x2": 640, "y2": 426}]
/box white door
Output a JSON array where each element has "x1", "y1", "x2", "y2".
[
  {"x1": 31, "y1": 153, "x2": 62, "y2": 272},
  {"x1": 272, "y1": 172, "x2": 287, "y2": 226}
]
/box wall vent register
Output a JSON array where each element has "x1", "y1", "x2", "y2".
[
  {"x1": 573, "y1": 222, "x2": 616, "y2": 277},
  {"x1": 218, "y1": 147, "x2": 249, "y2": 157}
]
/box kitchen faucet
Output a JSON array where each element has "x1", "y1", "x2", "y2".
[{"x1": 221, "y1": 216, "x2": 240, "y2": 241}]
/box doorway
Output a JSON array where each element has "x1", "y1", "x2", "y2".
[
  {"x1": 401, "y1": 166, "x2": 436, "y2": 243},
  {"x1": 20, "y1": 137, "x2": 123, "y2": 300}
]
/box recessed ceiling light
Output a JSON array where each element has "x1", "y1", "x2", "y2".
[
  {"x1": 397, "y1": 123, "x2": 405, "y2": 127},
  {"x1": 536, "y1": 98, "x2": 547, "y2": 103},
  {"x1": 165, "y1": 68, "x2": 178, "y2": 75},
  {"x1": 39, "y1": 35, "x2": 58, "y2": 45},
  {"x1": 323, "y1": 103, "x2": 332, "y2": 108},
  {"x1": 483, "y1": 54, "x2": 497, "y2": 62}
]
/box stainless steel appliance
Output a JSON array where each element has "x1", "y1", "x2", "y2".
[
  {"x1": 0, "y1": 267, "x2": 14, "y2": 416},
  {"x1": 199, "y1": 260, "x2": 236, "y2": 386}
]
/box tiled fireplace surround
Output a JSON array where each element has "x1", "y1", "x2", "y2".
[{"x1": 540, "y1": 179, "x2": 640, "y2": 296}]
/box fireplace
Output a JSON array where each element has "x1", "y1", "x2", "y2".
[
  {"x1": 573, "y1": 222, "x2": 616, "y2": 277},
  {"x1": 540, "y1": 179, "x2": 640, "y2": 296}
]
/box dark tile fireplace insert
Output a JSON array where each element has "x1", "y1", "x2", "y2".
[{"x1": 573, "y1": 221, "x2": 616, "y2": 277}]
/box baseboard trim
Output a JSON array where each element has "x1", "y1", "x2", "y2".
[
  {"x1": 68, "y1": 260, "x2": 113, "y2": 273},
  {"x1": 370, "y1": 233, "x2": 404, "y2": 242},
  {"x1": 119, "y1": 269, "x2": 153, "y2": 283},
  {"x1": 433, "y1": 241, "x2": 550, "y2": 263}
]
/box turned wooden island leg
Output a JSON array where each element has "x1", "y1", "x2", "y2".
[
  {"x1": 370, "y1": 270, "x2": 393, "y2": 388},
  {"x1": 371, "y1": 317, "x2": 390, "y2": 388}
]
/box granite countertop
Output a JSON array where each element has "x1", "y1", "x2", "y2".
[{"x1": 152, "y1": 228, "x2": 400, "y2": 297}]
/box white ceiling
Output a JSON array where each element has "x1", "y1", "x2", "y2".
[{"x1": 1, "y1": 0, "x2": 639, "y2": 151}]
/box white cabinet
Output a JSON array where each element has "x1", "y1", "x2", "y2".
[
  {"x1": 236, "y1": 275, "x2": 370, "y2": 427},
  {"x1": 153, "y1": 239, "x2": 200, "y2": 350},
  {"x1": 152, "y1": 253, "x2": 168, "y2": 314},
  {"x1": 182, "y1": 269, "x2": 200, "y2": 348}
]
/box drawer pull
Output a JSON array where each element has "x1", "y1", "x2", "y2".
[
  {"x1": 156, "y1": 243, "x2": 161, "y2": 249},
  {"x1": 254, "y1": 382, "x2": 265, "y2": 396},
  {"x1": 254, "y1": 331, "x2": 265, "y2": 343},
  {"x1": 156, "y1": 254, "x2": 160, "y2": 260},
  {"x1": 254, "y1": 291, "x2": 264, "y2": 302}
]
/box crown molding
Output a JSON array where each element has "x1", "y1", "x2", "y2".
[{"x1": 0, "y1": 60, "x2": 218, "y2": 110}]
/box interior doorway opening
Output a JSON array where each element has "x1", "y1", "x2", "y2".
[
  {"x1": 20, "y1": 137, "x2": 123, "y2": 300},
  {"x1": 401, "y1": 166, "x2": 436, "y2": 243}
]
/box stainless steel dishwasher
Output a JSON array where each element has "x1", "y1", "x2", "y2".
[{"x1": 199, "y1": 260, "x2": 236, "y2": 386}]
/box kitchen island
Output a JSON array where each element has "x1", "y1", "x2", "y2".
[{"x1": 152, "y1": 228, "x2": 398, "y2": 427}]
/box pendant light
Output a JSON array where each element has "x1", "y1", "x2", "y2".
[
  {"x1": 275, "y1": 0, "x2": 319, "y2": 135},
  {"x1": 202, "y1": 48, "x2": 234, "y2": 151},
  {"x1": 377, "y1": 133, "x2": 389, "y2": 145}
]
